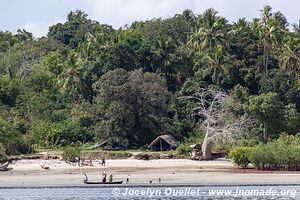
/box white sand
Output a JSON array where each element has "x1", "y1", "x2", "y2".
[{"x1": 1, "y1": 159, "x2": 300, "y2": 186}]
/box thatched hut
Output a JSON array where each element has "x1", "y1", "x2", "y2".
[{"x1": 148, "y1": 135, "x2": 178, "y2": 151}]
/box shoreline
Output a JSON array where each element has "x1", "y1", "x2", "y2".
[
  {"x1": 2, "y1": 159, "x2": 300, "y2": 187},
  {"x1": 3, "y1": 182, "x2": 300, "y2": 188}
]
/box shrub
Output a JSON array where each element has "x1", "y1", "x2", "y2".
[
  {"x1": 229, "y1": 147, "x2": 250, "y2": 168},
  {"x1": 176, "y1": 144, "x2": 192, "y2": 157},
  {"x1": 246, "y1": 145, "x2": 265, "y2": 170},
  {"x1": 236, "y1": 134, "x2": 300, "y2": 171},
  {"x1": 62, "y1": 147, "x2": 81, "y2": 162}
]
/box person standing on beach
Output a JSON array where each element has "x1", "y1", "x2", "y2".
[
  {"x1": 101, "y1": 157, "x2": 106, "y2": 166},
  {"x1": 77, "y1": 156, "x2": 81, "y2": 167},
  {"x1": 89, "y1": 156, "x2": 93, "y2": 166}
]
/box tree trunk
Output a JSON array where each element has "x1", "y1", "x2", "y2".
[
  {"x1": 202, "y1": 127, "x2": 213, "y2": 160},
  {"x1": 263, "y1": 41, "x2": 266, "y2": 72},
  {"x1": 265, "y1": 50, "x2": 269, "y2": 73}
]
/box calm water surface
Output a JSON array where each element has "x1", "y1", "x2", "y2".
[{"x1": 0, "y1": 185, "x2": 299, "y2": 200}]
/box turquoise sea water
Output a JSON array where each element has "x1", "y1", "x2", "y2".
[{"x1": 0, "y1": 185, "x2": 299, "y2": 200}]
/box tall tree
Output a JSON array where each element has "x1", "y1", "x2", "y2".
[
  {"x1": 47, "y1": 10, "x2": 95, "y2": 48},
  {"x1": 188, "y1": 8, "x2": 226, "y2": 53},
  {"x1": 186, "y1": 88, "x2": 251, "y2": 160},
  {"x1": 60, "y1": 51, "x2": 89, "y2": 103},
  {"x1": 203, "y1": 45, "x2": 229, "y2": 84},
  {"x1": 155, "y1": 35, "x2": 175, "y2": 85},
  {"x1": 92, "y1": 69, "x2": 170, "y2": 147},
  {"x1": 258, "y1": 6, "x2": 281, "y2": 73},
  {"x1": 247, "y1": 92, "x2": 284, "y2": 142}
]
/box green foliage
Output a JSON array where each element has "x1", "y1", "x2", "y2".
[
  {"x1": 47, "y1": 10, "x2": 100, "y2": 48},
  {"x1": 176, "y1": 144, "x2": 192, "y2": 157},
  {"x1": 236, "y1": 135, "x2": 300, "y2": 170},
  {"x1": 28, "y1": 120, "x2": 93, "y2": 148},
  {"x1": 247, "y1": 92, "x2": 284, "y2": 138},
  {"x1": 0, "y1": 142, "x2": 7, "y2": 162},
  {"x1": 1, "y1": 7, "x2": 300, "y2": 156},
  {"x1": 101, "y1": 151, "x2": 133, "y2": 159},
  {"x1": 0, "y1": 76, "x2": 20, "y2": 106},
  {"x1": 229, "y1": 147, "x2": 250, "y2": 168},
  {"x1": 93, "y1": 68, "x2": 170, "y2": 147},
  {"x1": 105, "y1": 137, "x2": 129, "y2": 150},
  {"x1": 106, "y1": 32, "x2": 158, "y2": 72},
  {"x1": 62, "y1": 147, "x2": 81, "y2": 161}
]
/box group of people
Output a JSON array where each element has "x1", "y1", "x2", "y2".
[{"x1": 101, "y1": 170, "x2": 114, "y2": 183}]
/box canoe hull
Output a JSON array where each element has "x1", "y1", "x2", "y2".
[{"x1": 84, "y1": 181, "x2": 123, "y2": 184}]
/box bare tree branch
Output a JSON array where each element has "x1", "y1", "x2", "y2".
[{"x1": 185, "y1": 88, "x2": 253, "y2": 159}]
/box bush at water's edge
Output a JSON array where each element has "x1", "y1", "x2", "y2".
[{"x1": 229, "y1": 134, "x2": 300, "y2": 171}]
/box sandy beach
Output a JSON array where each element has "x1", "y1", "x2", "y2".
[{"x1": 1, "y1": 158, "x2": 300, "y2": 187}]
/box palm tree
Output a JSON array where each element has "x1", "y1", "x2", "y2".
[
  {"x1": 113, "y1": 29, "x2": 133, "y2": 44},
  {"x1": 155, "y1": 35, "x2": 174, "y2": 78},
  {"x1": 258, "y1": 6, "x2": 281, "y2": 73},
  {"x1": 188, "y1": 8, "x2": 226, "y2": 53},
  {"x1": 80, "y1": 31, "x2": 112, "y2": 60},
  {"x1": 60, "y1": 52, "x2": 88, "y2": 103},
  {"x1": 279, "y1": 36, "x2": 300, "y2": 76},
  {"x1": 228, "y1": 18, "x2": 249, "y2": 35},
  {"x1": 203, "y1": 45, "x2": 229, "y2": 84}
]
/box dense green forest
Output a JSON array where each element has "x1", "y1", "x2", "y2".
[{"x1": 0, "y1": 6, "x2": 300, "y2": 158}]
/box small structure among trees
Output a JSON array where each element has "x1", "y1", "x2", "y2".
[{"x1": 148, "y1": 135, "x2": 178, "y2": 151}]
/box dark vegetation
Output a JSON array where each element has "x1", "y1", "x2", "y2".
[{"x1": 0, "y1": 7, "x2": 300, "y2": 163}]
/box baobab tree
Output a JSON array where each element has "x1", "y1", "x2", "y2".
[{"x1": 186, "y1": 88, "x2": 252, "y2": 160}]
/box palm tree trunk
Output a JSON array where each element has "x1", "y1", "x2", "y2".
[
  {"x1": 265, "y1": 50, "x2": 269, "y2": 73},
  {"x1": 263, "y1": 41, "x2": 268, "y2": 73}
]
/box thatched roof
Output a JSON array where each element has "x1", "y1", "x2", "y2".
[{"x1": 148, "y1": 134, "x2": 178, "y2": 148}]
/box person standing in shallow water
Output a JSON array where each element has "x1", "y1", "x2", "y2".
[
  {"x1": 109, "y1": 174, "x2": 113, "y2": 182},
  {"x1": 102, "y1": 171, "x2": 107, "y2": 183}
]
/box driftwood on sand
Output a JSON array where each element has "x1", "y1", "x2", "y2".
[
  {"x1": 40, "y1": 164, "x2": 50, "y2": 170},
  {"x1": 0, "y1": 161, "x2": 9, "y2": 171}
]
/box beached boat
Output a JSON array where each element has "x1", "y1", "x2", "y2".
[
  {"x1": 0, "y1": 161, "x2": 9, "y2": 171},
  {"x1": 83, "y1": 173, "x2": 123, "y2": 184},
  {"x1": 84, "y1": 180, "x2": 123, "y2": 184}
]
